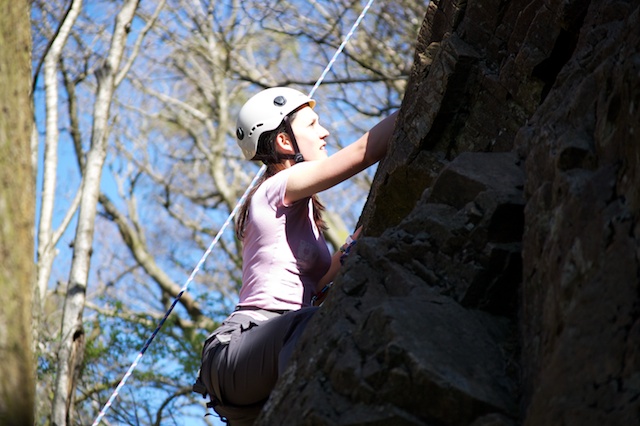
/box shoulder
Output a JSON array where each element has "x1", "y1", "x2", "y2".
[{"x1": 256, "y1": 168, "x2": 296, "y2": 209}]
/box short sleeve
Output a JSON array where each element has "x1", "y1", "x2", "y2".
[{"x1": 261, "y1": 168, "x2": 293, "y2": 209}]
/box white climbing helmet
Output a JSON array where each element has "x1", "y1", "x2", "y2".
[{"x1": 236, "y1": 87, "x2": 316, "y2": 160}]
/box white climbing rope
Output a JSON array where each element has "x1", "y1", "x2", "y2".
[{"x1": 91, "y1": 0, "x2": 376, "y2": 423}]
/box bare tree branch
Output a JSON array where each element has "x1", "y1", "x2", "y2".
[{"x1": 98, "y1": 192, "x2": 214, "y2": 329}]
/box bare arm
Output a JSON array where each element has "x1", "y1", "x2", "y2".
[
  {"x1": 314, "y1": 227, "x2": 362, "y2": 302},
  {"x1": 315, "y1": 251, "x2": 343, "y2": 294},
  {"x1": 285, "y1": 111, "x2": 398, "y2": 204}
]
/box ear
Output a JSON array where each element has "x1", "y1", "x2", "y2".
[{"x1": 275, "y1": 132, "x2": 295, "y2": 155}]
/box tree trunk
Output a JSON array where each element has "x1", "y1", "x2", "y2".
[
  {"x1": 36, "y1": 0, "x2": 83, "y2": 315},
  {"x1": 51, "y1": 1, "x2": 140, "y2": 424},
  {"x1": 0, "y1": 0, "x2": 36, "y2": 424}
]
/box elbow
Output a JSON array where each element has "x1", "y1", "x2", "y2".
[{"x1": 363, "y1": 141, "x2": 387, "y2": 166}]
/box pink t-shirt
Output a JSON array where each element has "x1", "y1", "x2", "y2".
[{"x1": 237, "y1": 168, "x2": 332, "y2": 311}]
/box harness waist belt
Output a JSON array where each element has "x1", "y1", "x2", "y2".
[{"x1": 234, "y1": 305, "x2": 291, "y2": 315}]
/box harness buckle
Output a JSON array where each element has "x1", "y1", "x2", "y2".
[
  {"x1": 192, "y1": 377, "x2": 208, "y2": 398},
  {"x1": 192, "y1": 371, "x2": 218, "y2": 409}
]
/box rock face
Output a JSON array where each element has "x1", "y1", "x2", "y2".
[{"x1": 258, "y1": 0, "x2": 640, "y2": 425}]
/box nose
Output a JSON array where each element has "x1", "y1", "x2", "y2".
[{"x1": 319, "y1": 125, "x2": 330, "y2": 139}]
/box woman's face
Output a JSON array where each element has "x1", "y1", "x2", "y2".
[{"x1": 289, "y1": 106, "x2": 330, "y2": 161}]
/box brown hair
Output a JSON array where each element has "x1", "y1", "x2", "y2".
[{"x1": 235, "y1": 112, "x2": 327, "y2": 240}]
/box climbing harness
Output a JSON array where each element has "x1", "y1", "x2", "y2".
[{"x1": 91, "y1": 0, "x2": 376, "y2": 424}]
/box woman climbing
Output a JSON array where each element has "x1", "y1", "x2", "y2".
[{"x1": 196, "y1": 86, "x2": 397, "y2": 424}]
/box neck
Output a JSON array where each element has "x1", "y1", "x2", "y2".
[{"x1": 283, "y1": 159, "x2": 294, "y2": 169}]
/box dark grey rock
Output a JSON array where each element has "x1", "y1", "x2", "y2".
[{"x1": 257, "y1": 0, "x2": 640, "y2": 425}]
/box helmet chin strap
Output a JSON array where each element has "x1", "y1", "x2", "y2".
[{"x1": 284, "y1": 115, "x2": 305, "y2": 163}]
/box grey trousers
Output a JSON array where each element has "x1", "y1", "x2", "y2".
[{"x1": 200, "y1": 306, "x2": 318, "y2": 425}]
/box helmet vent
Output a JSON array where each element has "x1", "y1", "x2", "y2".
[
  {"x1": 247, "y1": 123, "x2": 263, "y2": 137},
  {"x1": 273, "y1": 96, "x2": 287, "y2": 107}
]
